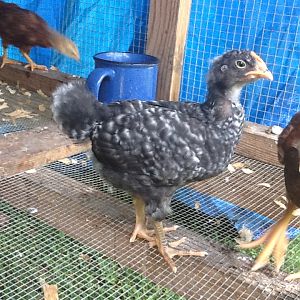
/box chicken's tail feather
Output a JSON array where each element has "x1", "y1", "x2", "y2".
[
  {"x1": 48, "y1": 29, "x2": 80, "y2": 61},
  {"x1": 52, "y1": 80, "x2": 100, "y2": 141}
]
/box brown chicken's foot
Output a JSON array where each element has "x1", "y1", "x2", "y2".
[
  {"x1": 153, "y1": 221, "x2": 208, "y2": 273},
  {"x1": 285, "y1": 271, "x2": 300, "y2": 281},
  {"x1": 238, "y1": 201, "x2": 296, "y2": 272},
  {"x1": 0, "y1": 57, "x2": 21, "y2": 68},
  {"x1": 24, "y1": 63, "x2": 48, "y2": 72},
  {"x1": 21, "y1": 50, "x2": 48, "y2": 71}
]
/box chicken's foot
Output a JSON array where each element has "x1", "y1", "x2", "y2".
[
  {"x1": 21, "y1": 51, "x2": 48, "y2": 71},
  {"x1": 238, "y1": 201, "x2": 297, "y2": 272},
  {"x1": 285, "y1": 271, "x2": 300, "y2": 281},
  {"x1": 153, "y1": 221, "x2": 208, "y2": 273},
  {"x1": 1, "y1": 47, "x2": 21, "y2": 68},
  {"x1": 129, "y1": 197, "x2": 178, "y2": 243},
  {"x1": 130, "y1": 197, "x2": 154, "y2": 243}
]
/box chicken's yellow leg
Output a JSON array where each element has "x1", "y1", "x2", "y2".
[
  {"x1": 130, "y1": 197, "x2": 154, "y2": 243},
  {"x1": 153, "y1": 221, "x2": 207, "y2": 273},
  {"x1": 130, "y1": 197, "x2": 179, "y2": 243},
  {"x1": 1, "y1": 46, "x2": 21, "y2": 68},
  {"x1": 239, "y1": 201, "x2": 297, "y2": 272},
  {"x1": 21, "y1": 50, "x2": 47, "y2": 71}
]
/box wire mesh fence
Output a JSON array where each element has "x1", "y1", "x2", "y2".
[
  {"x1": 3, "y1": 0, "x2": 299, "y2": 128},
  {"x1": 0, "y1": 153, "x2": 300, "y2": 299},
  {"x1": 7, "y1": 0, "x2": 150, "y2": 78},
  {"x1": 0, "y1": 81, "x2": 52, "y2": 134},
  {"x1": 180, "y1": 0, "x2": 300, "y2": 127},
  {"x1": 1, "y1": 0, "x2": 300, "y2": 299}
]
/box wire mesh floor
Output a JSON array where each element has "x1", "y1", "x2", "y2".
[
  {"x1": 0, "y1": 80, "x2": 52, "y2": 134},
  {"x1": 0, "y1": 152, "x2": 300, "y2": 299}
]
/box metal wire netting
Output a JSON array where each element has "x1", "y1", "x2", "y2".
[
  {"x1": 180, "y1": 0, "x2": 300, "y2": 127},
  {"x1": 3, "y1": 0, "x2": 299, "y2": 128},
  {"x1": 0, "y1": 81, "x2": 52, "y2": 134},
  {"x1": 1, "y1": 153, "x2": 300, "y2": 299},
  {"x1": 6, "y1": 0, "x2": 150, "y2": 78},
  {"x1": 0, "y1": 1, "x2": 300, "y2": 299}
]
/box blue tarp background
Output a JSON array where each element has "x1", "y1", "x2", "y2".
[{"x1": 4, "y1": 0, "x2": 299, "y2": 127}]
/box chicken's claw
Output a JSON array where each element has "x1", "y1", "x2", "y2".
[
  {"x1": 0, "y1": 57, "x2": 21, "y2": 68},
  {"x1": 129, "y1": 225, "x2": 155, "y2": 243},
  {"x1": 24, "y1": 63, "x2": 48, "y2": 72},
  {"x1": 155, "y1": 238, "x2": 208, "y2": 273},
  {"x1": 285, "y1": 271, "x2": 300, "y2": 281},
  {"x1": 238, "y1": 201, "x2": 296, "y2": 273},
  {"x1": 153, "y1": 221, "x2": 207, "y2": 273},
  {"x1": 130, "y1": 225, "x2": 179, "y2": 244}
]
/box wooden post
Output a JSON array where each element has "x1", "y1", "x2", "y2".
[{"x1": 146, "y1": 0, "x2": 192, "y2": 101}]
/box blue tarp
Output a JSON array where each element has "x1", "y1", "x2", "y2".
[
  {"x1": 174, "y1": 187, "x2": 300, "y2": 240},
  {"x1": 5, "y1": 0, "x2": 299, "y2": 127},
  {"x1": 180, "y1": 0, "x2": 300, "y2": 127}
]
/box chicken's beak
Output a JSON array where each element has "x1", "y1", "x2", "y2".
[{"x1": 245, "y1": 51, "x2": 273, "y2": 81}]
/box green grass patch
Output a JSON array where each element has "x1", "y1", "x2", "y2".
[{"x1": 0, "y1": 201, "x2": 185, "y2": 300}]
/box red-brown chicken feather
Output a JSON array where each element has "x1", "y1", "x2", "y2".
[{"x1": 0, "y1": 0, "x2": 79, "y2": 71}]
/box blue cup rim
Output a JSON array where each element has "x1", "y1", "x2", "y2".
[{"x1": 93, "y1": 51, "x2": 159, "y2": 66}]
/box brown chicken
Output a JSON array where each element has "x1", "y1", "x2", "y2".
[
  {"x1": 0, "y1": 1, "x2": 79, "y2": 71},
  {"x1": 239, "y1": 112, "x2": 300, "y2": 281}
]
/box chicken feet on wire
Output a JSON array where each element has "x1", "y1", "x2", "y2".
[
  {"x1": 129, "y1": 197, "x2": 179, "y2": 243},
  {"x1": 238, "y1": 200, "x2": 300, "y2": 280},
  {"x1": 130, "y1": 197, "x2": 207, "y2": 273},
  {"x1": 152, "y1": 221, "x2": 208, "y2": 273}
]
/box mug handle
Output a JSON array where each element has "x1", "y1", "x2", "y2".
[{"x1": 86, "y1": 68, "x2": 115, "y2": 99}]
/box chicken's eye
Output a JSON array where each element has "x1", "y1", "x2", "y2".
[{"x1": 235, "y1": 60, "x2": 246, "y2": 69}]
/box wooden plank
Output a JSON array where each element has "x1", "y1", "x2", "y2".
[
  {"x1": 0, "y1": 119, "x2": 280, "y2": 177},
  {"x1": 146, "y1": 0, "x2": 192, "y2": 101},
  {"x1": 0, "y1": 122, "x2": 90, "y2": 177},
  {"x1": 236, "y1": 121, "x2": 280, "y2": 167},
  {"x1": 0, "y1": 62, "x2": 76, "y2": 96}
]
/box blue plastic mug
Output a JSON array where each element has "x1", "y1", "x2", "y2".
[{"x1": 86, "y1": 52, "x2": 159, "y2": 103}]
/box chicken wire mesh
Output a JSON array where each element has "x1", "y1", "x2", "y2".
[
  {"x1": 2, "y1": 0, "x2": 299, "y2": 128},
  {"x1": 180, "y1": 0, "x2": 300, "y2": 128},
  {"x1": 0, "y1": 0, "x2": 300, "y2": 299},
  {"x1": 0, "y1": 81, "x2": 52, "y2": 134},
  {"x1": 0, "y1": 153, "x2": 300, "y2": 299},
  {"x1": 5, "y1": 0, "x2": 150, "y2": 78}
]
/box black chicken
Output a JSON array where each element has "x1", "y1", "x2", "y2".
[
  {"x1": 52, "y1": 50, "x2": 273, "y2": 273},
  {"x1": 239, "y1": 112, "x2": 300, "y2": 281}
]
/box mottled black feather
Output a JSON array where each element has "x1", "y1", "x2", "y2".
[{"x1": 52, "y1": 50, "x2": 267, "y2": 221}]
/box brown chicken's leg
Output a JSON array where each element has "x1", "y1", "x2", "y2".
[
  {"x1": 238, "y1": 201, "x2": 297, "y2": 273},
  {"x1": 129, "y1": 197, "x2": 178, "y2": 243},
  {"x1": 1, "y1": 46, "x2": 21, "y2": 68},
  {"x1": 21, "y1": 50, "x2": 48, "y2": 71},
  {"x1": 153, "y1": 221, "x2": 208, "y2": 273}
]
